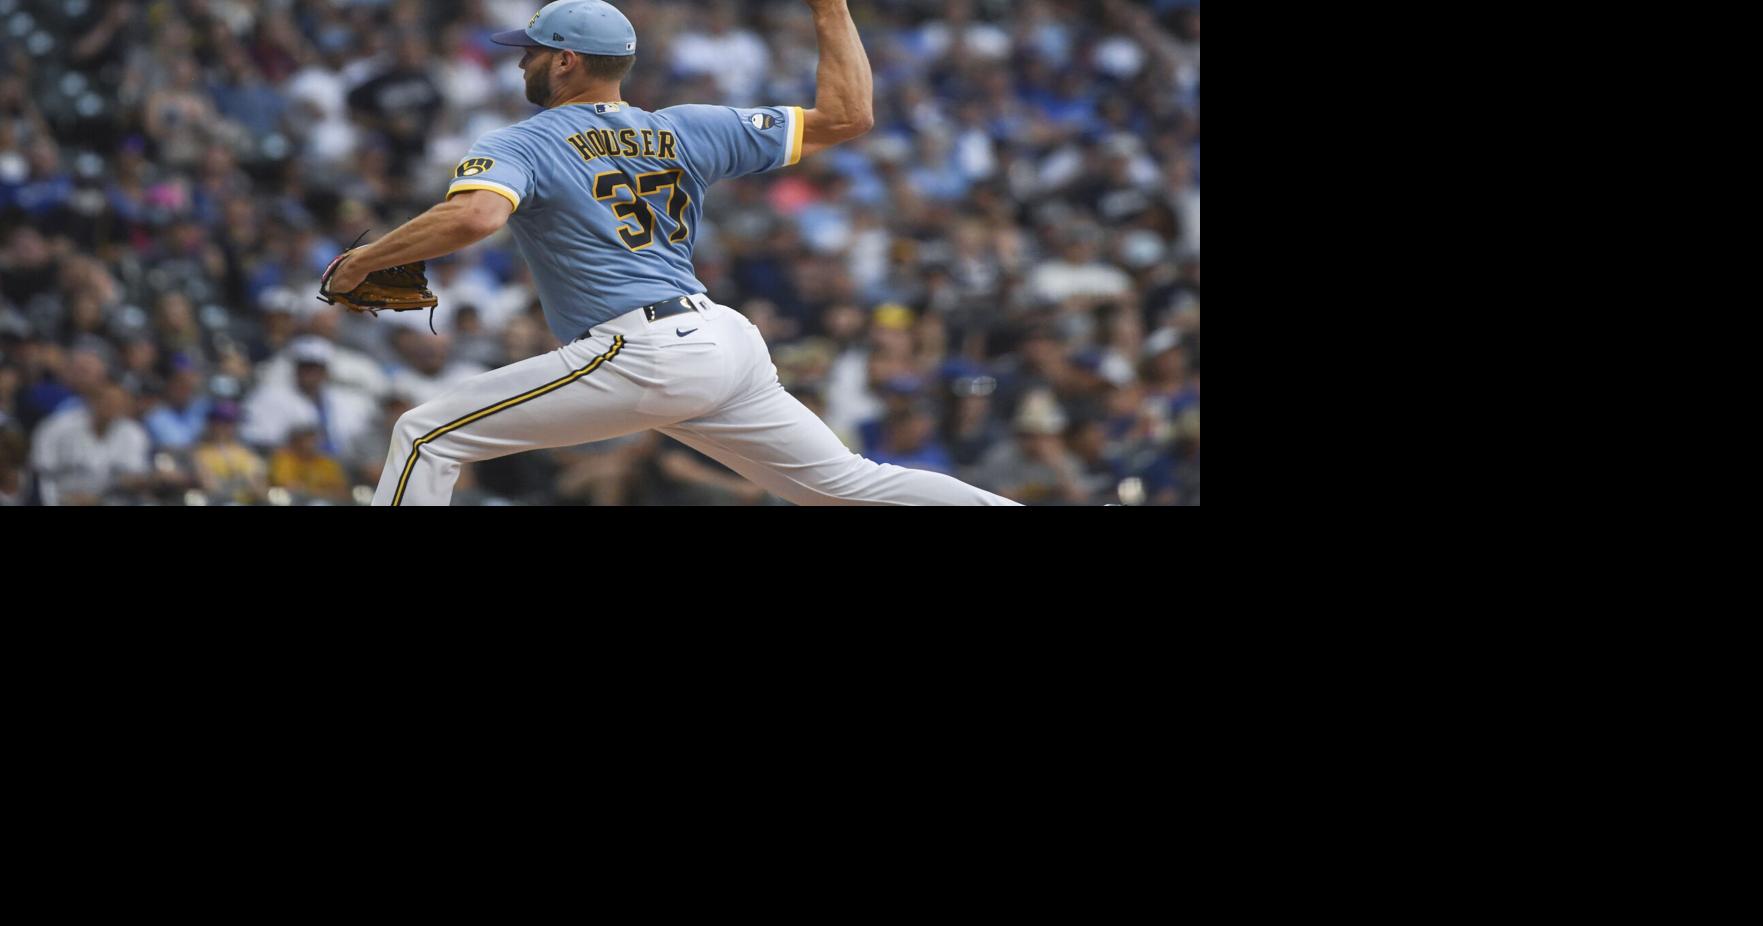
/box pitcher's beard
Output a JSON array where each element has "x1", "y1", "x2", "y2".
[{"x1": 525, "y1": 70, "x2": 551, "y2": 106}]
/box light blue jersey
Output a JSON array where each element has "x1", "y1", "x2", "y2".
[{"x1": 446, "y1": 100, "x2": 804, "y2": 342}]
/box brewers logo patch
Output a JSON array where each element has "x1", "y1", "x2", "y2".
[
  {"x1": 455, "y1": 157, "x2": 495, "y2": 178},
  {"x1": 749, "y1": 113, "x2": 777, "y2": 131}
]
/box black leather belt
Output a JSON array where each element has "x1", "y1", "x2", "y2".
[
  {"x1": 642, "y1": 295, "x2": 702, "y2": 322},
  {"x1": 575, "y1": 295, "x2": 703, "y2": 341}
]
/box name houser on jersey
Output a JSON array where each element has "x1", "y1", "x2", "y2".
[{"x1": 564, "y1": 127, "x2": 679, "y2": 164}]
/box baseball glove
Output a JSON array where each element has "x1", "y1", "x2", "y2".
[{"x1": 318, "y1": 231, "x2": 440, "y2": 333}]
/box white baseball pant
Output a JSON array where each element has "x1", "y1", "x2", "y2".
[{"x1": 372, "y1": 294, "x2": 1021, "y2": 506}]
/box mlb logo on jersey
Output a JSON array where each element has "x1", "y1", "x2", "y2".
[
  {"x1": 749, "y1": 113, "x2": 777, "y2": 130},
  {"x1": 595, "y1": 103, "x2": 621, "y2": 114}
]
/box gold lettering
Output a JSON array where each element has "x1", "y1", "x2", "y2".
[
  {"x1": 569, "y1": 129, "x2": 685, "y2": 168},
  {"x1": 566, "y1": 133, "x2": 594, "y2": 162}
]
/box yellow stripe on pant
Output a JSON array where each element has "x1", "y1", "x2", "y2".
[{"x1": 391, "y1": 336, "x2": 626, "y2": 506}]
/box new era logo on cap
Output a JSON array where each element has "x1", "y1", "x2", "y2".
[{"x1": 554, "y1": 32, "x2": 565, "y2": 41}]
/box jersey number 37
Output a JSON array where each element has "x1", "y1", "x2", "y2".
[{"x1": 594, "y1": 169, "x2": 691, "y2": 252}]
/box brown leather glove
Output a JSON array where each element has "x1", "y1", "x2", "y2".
[{"x1": 317, "y1": 233, "x2": 440, "y2": 332}]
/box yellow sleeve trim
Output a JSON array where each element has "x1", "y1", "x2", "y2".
[
  {"x1": 448, "y1": 181, "x2": 521, "y2": 213},
  {"x1": 787, "y1": 106, "x2": 805, "y2": 167}
]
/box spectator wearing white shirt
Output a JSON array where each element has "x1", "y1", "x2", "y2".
[
  {"x1": 421, "y1": 256, "x2": 530, "y2": 335},
  {"x1": 915, "y1": 0, "x2": 1012, "y2": 63},
  {"x1": 1026, "y1": 227, "x2": 1135, "y2": 308},
  {"x1": 30, "y1": 383, "x2": 150, "y2": 506},
  {"x1": 669, "y1": 2, "x2": 771, "y2": 106},
  {"x1": 240, "y1": 337, "x2": 375, "y2": 456},
  {"x1": 386, "y1": 331, "x2": 488, "y2": 406},
  {"x1": 252, "y1": 307, "x2": 391, "y2": 404}
]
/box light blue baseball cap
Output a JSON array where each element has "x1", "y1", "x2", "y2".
[{"x1": 491, "y1": 0, "x2": 636, "y2": 56}]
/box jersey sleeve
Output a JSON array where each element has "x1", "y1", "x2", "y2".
[
  {"x1": 446, "y1": 128, "x2": 537, "y2": 212},
  {"x1": 659, "y1": 104, "x2": 804, "y2": 185}
]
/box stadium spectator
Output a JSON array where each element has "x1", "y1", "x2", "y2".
[
  {"x1": 386, "y1": 331, "x2": 487, "y2": 405},
  {"x1": 868, "y1": 399, "x2": 954, "y2": 475},
  {"x1": 240, "y1": 336, "x2": 375, "y2": 455},
  {"x1": 345, "y1": 391, "x2": 416, "y2": 487},
  {"x1": 143, "y1": 361, "x2": 212, "y2": 452},
  {"x1": 30, "y1": 382, "x2": 150, "y2": 505},
  {"x1": 268, "y1": 423, "x2": 350, "y2": 504},
  {"x1": 191, "y1": 401, "x2": 268, "y2": 505},
  {"x1": 966, "y1": 389, "x2": 1088, "y2": 505},
  {"x1": 346, "y1": 35, "x2": 444, "y2": 179}
]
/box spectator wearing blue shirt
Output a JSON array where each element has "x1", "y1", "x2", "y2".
[
  {"x1": 868, "y1": 401, "x2": 955, "y2": 476},
  {"x1": 857, "y1": 373, "x2": 931, "y2": 455},
  {"x1": 210, "y1": 47, "x2": 287, "y2": 138},
  {"x1": 1037, "y1": 72, "x2": 1101, "y2": 130},
  {"x1": 939, "y1": 360, "x2": 1008, "y2": 468},
  {"x1": 12, "y1": 138, "x2": 74, "y2": 221},
  {"x1": 143, "y1": 363, "x2": 211, "y2": 452},
  {"x1": 20, "y1": 345, "x2": 109, "y2": 433},
  {"x1": 906, "y1": 133, "x2": 970, "y2": 202},
  {"x1": 1142, "y1": 328, "x2": 1198, "y2": 416}
]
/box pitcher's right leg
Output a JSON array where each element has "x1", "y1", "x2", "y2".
[{"x1": 661, "y1": 382, "x2": 1020, "y2": 506}]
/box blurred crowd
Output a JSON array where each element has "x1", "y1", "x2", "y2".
[{"x1": 0, "y1": 0, "x2": 1199, "y2": 506}]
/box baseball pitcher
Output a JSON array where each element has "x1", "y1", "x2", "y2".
[{"x1": 320, "y1": 0, "x2": 1019, "y2": 505}]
